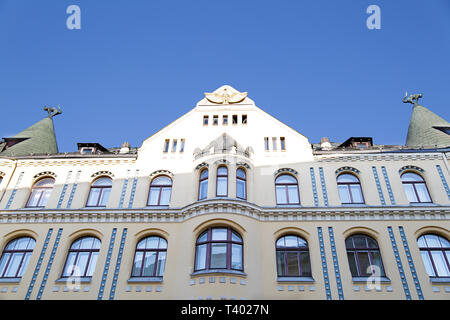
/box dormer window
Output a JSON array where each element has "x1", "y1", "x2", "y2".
[
  {"x1": 223, "y1": 115, "x2": 228, "y2": 125},
  {"x1": 163, "y1": 139, "x2": 170, "y2": 153},
  {"x1": 280, "y1": 137, "x2": 286, "y2": 151},
  {"x1": 77, "y1": 143, "x2": 109, "y2": 154},
  {"x1": 213, "y1": 115, "x2": 218, "y2": 125},
  {"x1": 81, "y1": 147, "x2": 94, "y2": 154},
  {"x1": 242, "y1": 114, "x2": 247, "y2": 124},
  {"x1": 172, "y1": 139, "x2": 178, "y2": 152},
  {"x1": 232, "y1": 115, "x2": 238, "y2": 125},
  {"x1": 203, "y1": 115, "x2": 209, "y2": 126}
]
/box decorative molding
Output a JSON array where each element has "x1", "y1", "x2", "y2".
[
  {"x1": 335, "y1": 166, "x2": 360, "y2": 176},
  {"x1": 118, "y1": 170, "x2": 130, "y2": 209},
  {"x1": 91, "y1": 171, "x2": 114, "y2": 179},
  {"x1": 309, "y1": 168, "x2": 319, "y2": 207},
  {"x1": 372, "y1": 166, "x2": 386, "y2": 206},
  {"x1": 109, "y1": 228, "x2": 128, "y2": 300},
  {"x1": 317, "y1": 227, "x2": 332, "y2": 300},
  {"x1": 0, "y1": 171, "x2": 5, "y2": 177},
  {"x1": 436, "y1": 165, "x2": 450, "y2": 200},
  {"x1": 381, "y1": 166, "x2": 396, "y2": 205},
  {"x1": 98, "y1": 228, "x2": 117, "y2": 300},
  {"x1": 236, "y1": 162, "x2": 250, "y2": 170},
  {"x1": 387, "y1": 226, "x2": 411, "y2": 300},
  {"x1": 319, "y1": 167, "x2": 329, "y2": 207},
  {"x1": 398, "y1": 166, "x2": 424, "y2": 175},
  {"x1": 328, "y1": 227, "x2": 344, "y2": 300},
  {"x1": 128, "y1": 170, "x2": 139, "y2": 209},
  {"x1": 33, "y1": 171, "x2": 57, "y2": 180},
  {"x1": 57, "y1": 171, "x2": 72, "y2": 209},
  {"x1": 214, "y1": 159, "x2": 230, "y2": 166},
  {"x1": 149, "y1": 170, "x2": 174, "y2": 179},
  {"x1": 195, "y1": 162, "x2": 209, "y2": 170},
  {"x1": 5, "y1": 171, "x2": 24, "y2": 210},
  {"x1": 66, "y1": 171, "x2": 81, "y2": 209},
  {"x1": 316, "y1": 153, "x2": 442, "y2": 163},
  {"x1": 274, "y1": 168, "x2": 298, "y2": 177}
]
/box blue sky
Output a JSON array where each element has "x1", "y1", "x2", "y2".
[{"x1": 0, "y1": 0, "x2": 449, "y2": 152}]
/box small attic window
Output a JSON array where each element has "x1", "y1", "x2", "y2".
[
  {"x1": 223, "y1": 115, "x2": 228, "y2": 125},
  {"x1": 232, "y1": 115, "x2": 238, "y2": 124},
  {"x1": 203, "y1": 115, "x2": 209, "y2": 126},
  {"x1": 81, "y1": 147, "x2": 95, "y2": 154},
  {"x1": 213, "y1": 115, "x2": 218, "y2": 125},
  {"x1": 242, "y1": 114, "x2": 247, "y2": 124}
]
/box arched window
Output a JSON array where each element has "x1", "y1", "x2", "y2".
[
  {"x1": 62, "y1": 237, "x2": 101, "y2": 278},
  {"x1": 401, "y1": 172, "x2": 432, "y2": 203},
  {"x1": 276, "y1": 235, "x2": 311, "y2": 277},
  {"x1": 0, "y1": 177, "x2": 3, "y2": 186},
  {"x1": 275, "y1": 174, "x2": 300, "y2": 205},
  {"x1": 86, "y1": 177, "x2": 112, "y2": 207},
  {"x1": 337, "y1": 173, "x2": 364, "y2": 204},
  {"x1": 195, "y1": 227, "x2": 243, "y2": 272},
  {"x1": 0, "y1": 237, "x2": 36, "y2": 278},
  {"x1": 198, "y1": 169, "x2": 208, "y2": 200},
  {"x1": 345, "y1": 234, "x2": 385, "y2": 277},
  {"x1": 26, "y1": 177, "x2": 55, "y2": 208},
  {"x1": 236, "y1": 168, "x2": 247, "y2": 200},
  {"x1": 418, "y1": 234, "x2": 449, "y2": 278},
  {"x1": 148, "y1": 176, "x2": 172, "y2": 206},
  {"x1": 216, "y1": 166, "x2": 228, "y2": 197},
  {"x1": 131, "y1": 236, "x2": 167, "y2": 277}
]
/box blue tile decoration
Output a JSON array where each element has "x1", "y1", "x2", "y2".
[
  {"x1": 318, "y1": 167, "x2": 329, "y2": 206},
  {"x1": 97, "y1": 228, "x2": 117, "y2": 300},
  {"x1": 399, "y1": 165, "x2": 424, "y2": 175},
  {"x1": 328, "y1": 227, "x2": 344, "y2": 300},
  {"x1": 118, "y1": 171, "x2": 130, "y2": 208},
  {"x1": 128, "y1": 170, "x2": 139, "y2": 208},
  {"x1": 381, "y1": 166, "x2": 396, "y2": 205},
  {"x1": 335, "y1": 166, "x2": 360, "y2": 175},
  {"x1": 36, "y1": 228, "x2": 63, "y2": 300},
  {"x1": 109, "y1": 228, "x2": 128, "y2": 300},
  {"x1": 5, "y1": 171, "x2": 24, "y2": 209},
  {"x1": 398, "y1": 227, "x2": 424, "y2": 300},
  {"x1": 317, "y1": 227, "x2": 332, "y2": 300},
  {"x1": 387, "y1": 226, "x2": 411, "y2": 300},
  {"x1": 25, "y1": 228, "x2": 53, "y2": 300},
  {"x1": 436, "y1": 165, "x2": 450, "y2": 200},
  {"x1": 66, "y1": 170, "x2": 81, "y2": 208},
  {"x1": 372, "y1": 166, "x2": 386, "y2": 205},
  {"x1": 310, "y1": 168, "x2": 319, "y2": 207},
  {"x1": 57, "y1": 171, "x2": 72, "y2": 209}
]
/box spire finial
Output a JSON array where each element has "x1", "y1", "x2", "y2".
[
  {"x1": 402, "y1": 92, "x2": 422, "y2": 106},
  {"x1": 43, "y1": 105, "x2": 62, "y2": 118}
]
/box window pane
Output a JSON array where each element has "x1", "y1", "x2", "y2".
[
  {"x1": 86, "y1": 252, "x2": 98, "y2": 276},
  {"x1": 0, "y1": 253, "x2": 11, "y2": 277},
  {"x1": 231, "y1": 244, "x2": 242, "y2": 270},
  {"x1": 345, "y1": 237, "x2": 354, "y2": 249},
  {"x1": 27, "y1": 190, "x2": 41, "y2": 207},
  {"x1": 212, "y1": 228, "x2": 227, "y2": 241},
  {"x1": 142, "y1": 252, "x2": 156, "y2": 277},
  {"x1": 366, "y1": 237, "x2": 378, "y2": 248},
  {"x1": 16, "y1": 238, "x2": 31, "y2": 250},
  {"x1": 80, "y1": 237, "x2": 94, "y2": 249},
  {"x1": 417, "y1": 236, "x2": 427, "y2": 248},
  {"x1": 370, "y1": 251, "x2": 385, "y2": 276},
  {"x1": 152, "y1": 176, "x2": 172, "y2": 186},
  {"x1": 276, "y1": 186, "x2": 287, "y2": 204},
  {"x1": 439, "y1": 236, "x2": 450, "y2": 248},
  {"x1": 425, "y1": 235, "x2": 441, "y2": 248},
  {"x1": 431, "y1": 251, "x2": 450, "y2": 277},
  {"x1": 93, "y1": 178, "x2": 112, "y2": 186},
  {"x1": 197, "y1": 232, "x2": 207, "y2": 243},
  {"x1": 236, "y1": 169, "x2": 246, "y2": 179},
  {"x1": 420, "y1": 252, "x2": 435, "y2": 276},
  {"x1": 148, "y1": 188, "x2": 160, "y2": 205},
  {"x1": 62, "y1": 252, "x2": 77, "y2": 277},
  {"x1": 158, "y1": 238, "x2": 168, "y2": 249},
  {"x1": 276, "y1": 251, "x2": 286, "y2": 276},
  {"x1": 403, "y1": 184, "x2": 418, "y2": 202},
  {"x1": 415, "y1": 183, "x2": 431, "y2": 202},
  {"x1": 98, "y1": 188, "x2": 111, "y2": 206},
  {"x1": 350, "y1": 185, "x2": 364, "y2": 203},
  {"x1": 285, "y1": 236, "x2": 299, "y2": 248},
  {"x1": 35, "y1": 178, "x2": 55, "y2": 187},
  {"x1": 401, "y1": 172, "x2": 423, "y2": 182},
  {"x1": 156, "y1": 252, "x2": 166, "y2": 276},
  {"x1": 276, "y1": 175, "x2": 296, "y2": 184},
  {"x1": 357, "y1": 252, "x2": 371, "y2": 276},
  {"x1": 231, "y1": 231, "x2": 242, "y2": 242},
  {"x1": 159, "y1": 187, "x2": 171, "y2": 205},
  {"x1": 347, "y1": 252, "x2": 358, "y2": 276},
  {"x1": 195, "y1": 244, "x2": 207, "y2": 270},
  {"x1": 276, "y1": 238, "x2": 285, "y2": 248},
  {"x1": 92, "y1": 238, "x2": 101, "y2": 249},
  {"x1": 338, "y1": 185, "x2": 351, "y2": 204},
  {"x1": 237, "y1": 180, "x2": 246, "y2": 199},
  {"x1": 286, "y1": 252, "x2": 300, "y2": 276},
  {"x1": 199, "y1": 180, "x2": 208, "y2": 199},
  {"x1": 300, "y1": 252, "x2": 311, "y2": 276},
  {"x1": 4, "y1": 253, "x2": 23, "y2": 277},
  {"x1": 210, "y1": 243, "x2": 227, "y2": 269},
  {"x1": 217, "y1": 177, "x2": 227, "y2": 196},
  {"x1": 200, "y1": 170, "x2": 208, "y2": 179},
  {"x1": 287, "y1": 185, "x2": 299, "y2": 204},
  {"x1": 146, "y1": 237, "x2": 160, "y2": 249},
  {"x1": 39, "y1": 189, "x2": 52, "y2": 207},
  {"x1": 353, "y1": 236, "x2": 367, "y2": 248},
  {"x1": 75, "y1": 252, "x2": 90, "y2": 276},
  {"x1": 217, "y1": 167, "x2": 228, "y2": 175},
  {"x1": 338, "y1": 174, "x2": 359, "y2": 183},
  {"x1": 87, "y1": 188, "x2": 101, "y2": 206},
  {"x1": 27, "y1": 238, "x2": 36, "y2": 250},
  {"x1": 132, "y1": 252, "x2": 144, "y2": 276},
  {"x1": 297, "y1": 237, "x2": 308, "y2": 248}
]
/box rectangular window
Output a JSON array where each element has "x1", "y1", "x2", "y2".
[
  {"x1": 223, "y1": 115, "x2": 228, "y2": 125},
  {"x1": 280, "y1": 137, "x2": 286, "y2": 150},
  {"x1": 163, "y1": 139, "x2": 170, "y2": 152},
  {"x1": 210, "y1": 243, "x2": 227, "y2": 269},
  {"x1": 195, "y1": 244, "x2": 207, "y2": 270},
  {"x1": 231, "y1": 244, "x2": 243, "y2": 270},
  {"x1": 232, "y1": 115, "x2": 238, "y2": 124},
  {"x1": 213, "y1": 115, "x2": 218, "y2": 125},
  {"x1": 203, "y1": 115, "x2": 209, "y2": 126},
  {"x1": 180, "y1": 139, "x2": 185, "y2": 152},
  {"x1": 264, "y1": 137, "x2": 269, "y2": 151},
  {"x1": 242, "y1": 114, "x2": 247, "y2": 124},
  {"x1": 172, "y1": 139, "x2": 177, "y2": 152},
  {"x1": 272, "y1": 137, "x2": 277, "y2": 151}
]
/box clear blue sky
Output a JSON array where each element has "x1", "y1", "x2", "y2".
[{"x1": 1, "y1": 0, "x2": 449, "y2": 152}]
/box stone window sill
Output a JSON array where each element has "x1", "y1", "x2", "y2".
[
  {"x1": 55, "y1": 277, "x2": 92, "y2": 284},
  {"x1": 352, "y1": 276, "x2": 391, "y2": 283},
  {"x1": 127, "y1": 277, "x2": 163, "y2": 283},
  {"x1": 191, "y1": 269, "x2": 247, "y2": 277},
  {"x1": 429, "y1": 277, "x2": 450, "y2": 284},
  {"x1": 277, "y1": 276, "x2": 314, "y2": 283},
  {"x1": 0, "y1": 277, "x2": 21, "y2": 283}
]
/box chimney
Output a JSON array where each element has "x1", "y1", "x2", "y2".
[
  {"x1": 320, "y1": 137, "x2": 332, "y2": 150},
  {"x1": 120, "y1": 142, "x2": 130, "y2": 154}
]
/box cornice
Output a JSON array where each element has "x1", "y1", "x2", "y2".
[{"x1": 315, "y1": 153, "x2": 442, "y2": 162}]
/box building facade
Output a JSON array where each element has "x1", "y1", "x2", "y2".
[{"x1": 0, "y1": 85, "x2": 449, "y2": 300}]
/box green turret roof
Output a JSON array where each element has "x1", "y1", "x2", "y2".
[
  {"x1": 406, "y1": 104, "x2": 450, "y2": 148},
  {"x1": 0, "y1": 116, "x2": 58, "y2": 157}
]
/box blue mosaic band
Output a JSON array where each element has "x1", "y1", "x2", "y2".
[
  {"x1": 436, "y1": 165, "x2": 450, "y2": 200},
  {"x1": 5, "y1": 171, "x2": 24, "y2": 209},
  {"x1": 381, "y1": 166, "x2": 396, "y2": 205},
  {"x1": 387, "y1": 226, "x2": 411, "y2": 300},
  {"x1": 317, "y1": 227, "x2": 332, "y2": 300},
  {"x1": 328, "y1": 227, "x2": 344, "y2": 300},
  {"x1": 318, "y1": 167, "x2": 329, "y2": 206},
  {"x1": 57, "y1": 170, "x2": 72, "y2": 209},
  {"x1": 25, "y1": 228, "x2": 53, "y2": 300},
  {"x1": 128, "y1": 170, "x2": 139, "y2": 208},
  {"x1": 310, "y1": 168, "x2": 319, "y2": 207},
  {"x1": 398, "y1": 227, "x2": 424, "y2": 300},
  {"x1": 36, "y1": 228, "x2": 63, "y2": 300},
  {"x1": 66, "y1": 170, "x2": 81, "y2": 208},
  {"x1": 97, "y1": 228, "x2": 117, "y2": 300},
  {"x1": 118, "y1": 172, "x2": 130, "y2": 208},
  {"x1": 372, "y1": 166, "x2": 386, "y2": 205},
  {"x1": 109, "y1": 228, "x2": 128, "y2": 300}
]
